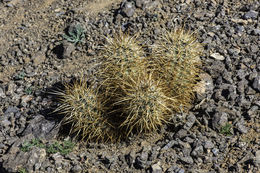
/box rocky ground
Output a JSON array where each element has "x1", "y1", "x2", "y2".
[{"x1": 0, "y1": 0, "x2": 259, "y2": 172}]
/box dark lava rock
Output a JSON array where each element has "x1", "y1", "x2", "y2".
[
  {"x1": 183, "y1": 113, "x2": 196, "y2": 130},
  {"x1": 179, "y1": 156, "x2": 194, "y2": 164},
  {"x1": 161, "y1": 140, "x2": 176, "y2": 151},
  {"x1": 175, "y1": 129, "x2": 188, "y2": 139},
  {"x1": 236, "y1": 118, "x2": 248, "y2": 134},
  {"x1": 22, "y1": 114, "x2": 60, "y2": 140},
  {"x1": 212, "y1": 112, "x2": 228, "y2": 131},
  {"x1": 62, "y1": 40, "x2": 76, "y2": 59}
]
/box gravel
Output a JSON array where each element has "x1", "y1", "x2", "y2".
[{"x1": 0, "y1": 0, "x2": 259, "y2": 172}]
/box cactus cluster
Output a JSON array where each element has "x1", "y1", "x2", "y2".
[{"x1": 55, "y1": 29, "x2": 203, "y2": 142}]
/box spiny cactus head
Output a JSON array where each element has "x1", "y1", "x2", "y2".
[
  {"x1": 103, "y1": 30, "x2": 143, "y2": 59},
  {"x1": 112, "y1": 70, "x2": 172, "y2": 136},
  {"x1": 152, "y1": 28, "x2": 203, "y2": 113},
  {"x1": 100, "y1": 31, "x2": 145, "y2": 78},
  {"x1": 54, "y1": 79, "x2": 118, "y2": 142}
]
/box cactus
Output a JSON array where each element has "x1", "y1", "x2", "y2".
[
  {"x1": 99, "y1": 31, "x2": 145, "y2": 79},
  {"x1": 152, "y1": 29, "x2": 203, "y2": 112},
  {"x1": 55, "y1": 28, "x2": 203, "y2": 142},
  {"x1": 54, "y1": 79, "x2": 117, "y2": 142},
  {"x1": 111, "y1": 70, "x2": 172, "y2": 136}
]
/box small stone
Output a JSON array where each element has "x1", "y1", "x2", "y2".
[
  {"x1": 231, "y1": 18, "x2": 248, "y2": 25},
  {"x1": 63, "y1": 41, "x2": 76, "y2": 59},
  {"x1": 250, "y1": 45, "x2": 258, "y2": 53},
  {"x1": 175, "y1": 129, "x2": 188, "y2": 139},
  {"x1": 7, "y1": 82, "x2": 16, "y2": 96},
  {"x1": 247, "y1": 106, "x2": 259, "y2": 118},
  {"x1": 252, "y1": 76, "x2": 260, "y2": 92},
  {"x1": 255, "y1": 150, "x2": 260, "y2": 165},
  {"x1": 183, "y1": 113, "x2": 196, "y2": 130},
  {"x1": 4, "y1": 106, "x2": 19, "y2": 115},
  {"x1": 143, "y1": 0, "x2": 159, "y2": 10},
  {"x1": 212, "y1": 148, "x2": 219, "y2": 156},
  {"x1": 243, "y1": 10, "x2": 258, "y2": 20},
  {"x1": 0, "y1": 87, "x2": 6, "y2": 98},
  {"x1": 236, "y1": 119, "x2": 248, "y2": 134},
  {"x1": 121, "y1": 1, "x2": 135, "y2": 17},
  {"x1": 235, "y1": 25, "x2": 244, "y2": 34},
  {"x1": 71, "y1": 165, "x2": 82, "y2": 173},
  {"x1": 212, "y1": 112, "x2": 228, "y2": 131},
  {"x1": 210, "y1": 53, "x2": 225, "y2": 60},
  {"x1": 194, "y1": 73, "x2": 214, "y2": 100},
  {"x1": 179, "y1": 156, "x2": 194, "y2": 164},
  {"x1": 0, "y1": 118, "x2": 11, "y2": 127},
  {"x1": 33, "y1": 52, "x2": 46, "y2": 66},
  {"x1": 167, "y1": 165, "x2": 185, "y2": 173},
  {"x1": 52, "y1": 153, "x2": 63, "y2": 164},
  {"x1": 21, "y1": 95, "x2": 33, "y2": 106},
  {"x1": 191, "y1": 146, "x2": 204, "y2": 157},
  {"x1": 151, "y1": 162, "x2": 162, "y2": 173},
  {"x1": 135, "y1": 0, "x2": 150, "y2": 8},
  {"x1": 203, "y1": 140, "x2": 214, "y2": 149},
  {"x1": 161, "y1": 140, "x2": 176, "y2": 150},
  {"x1": 177, "y1": 168, "x2": 185, "y2": 173},
  {"x1": 27, "y1": 147, "x2": 47, "y2": 169},
  {"x1": 252, "y1": 29, "x2": 260, "y2": 35}
]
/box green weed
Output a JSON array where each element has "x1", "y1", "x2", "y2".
[
  {"x1": 20, "y1": 138, "x2": 75, "y2": 155},
  {"x1": 220, "y1": 123, "x2": 233, "y2": 136},
  {"x1": 18, "y1": 168, "x2": 27, "y2": 173},
  {"x1": 20, "y1": 138, "x2": 45, "y2": 152},
  {"x1": 15, "y1": 71, "x2": 26, "y2": 80},
  {"x1": 63, "y1": 24, "x2": 85, "y2": 45},
  {"x1": 46, "y1": 140, "x2": 75, "y2": 155}
]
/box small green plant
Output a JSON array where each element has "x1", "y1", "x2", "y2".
[
  {"x1": 18, "y1": 168, "x2": 27, "y2": 173},
  {"x1": 46, "y1": 140, "x2": 75, "y2": 155},
  {"x1": 24, "y1": 87, "x2": 34, "y2": 95},
  {"x1": 220, "y1": 123, "x2": 233, "y2": 136},
  {"x1": 20, "y1": 138, "x2": 45, "y2": 152},
  {"x1": 15, "y1": 71, "x2": 26, "y2": 80},
  {"x1": 20, "y1": 138, "x2": 75, "y2": 155},
  {"x1": 63, "y1": 24, "x2": 85, "y2": 45}
]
